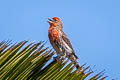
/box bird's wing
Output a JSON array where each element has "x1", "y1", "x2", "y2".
[
  {"x1": 61, "y1": 32, "x2": 74, "y2": 51},
  {"x1": 60, "y1": 31, "x2": 78, "y2": 59}
]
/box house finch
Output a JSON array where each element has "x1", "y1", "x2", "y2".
[{"x1": 48, "y1": 17, "x2": 80, "y2": 69}]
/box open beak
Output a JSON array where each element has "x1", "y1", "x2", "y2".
[{"x1": 48, "y1": 18, "x2": 54, "y2": 24}]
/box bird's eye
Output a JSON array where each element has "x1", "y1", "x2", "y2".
[{"x1": 54, "y1": 19, "x2": 58, "y2": 22}]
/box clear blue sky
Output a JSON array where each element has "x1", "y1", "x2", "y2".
[{"x1": 0, "y1": 0, "x2": 120, "y2": 79}]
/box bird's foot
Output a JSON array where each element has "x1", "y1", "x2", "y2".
[
  {"x1": 53, "y1": 56, "x2": 60, "y2": 61},
  {"x1": 53, "y1": 56, "x2": 65, "y2": 62}
]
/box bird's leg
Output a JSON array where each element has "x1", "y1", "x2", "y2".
[
  {"x1": 53, "y1": 56, "x2": 61, "y2": 61},
  {"x1": 60, "y1": 55, "x2": 66, "y2": 62},
  {"x1": 53, "y1": 55, "x2": 66, "y2": 62}
]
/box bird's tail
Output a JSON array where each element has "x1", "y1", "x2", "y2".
[
  {"x1": 76, "y1": 63, "x2": 80, "y2": 69},
  {"x1": 70, "y1": 54, "x2": 80, "y2": 69},
  {"x1": 72, "y1": 52, "x2": 78, "y2": 59},
  {"x1": 74, "y1": 62, "x2": 81, "y2": 69}
]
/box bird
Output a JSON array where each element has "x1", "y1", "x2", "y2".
[{"x1": 48, "y1": 17, "x2": 80, "y2": 69}]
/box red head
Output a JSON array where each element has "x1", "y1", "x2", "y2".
[{"x1": 48, "y1": 17, "x2": 63, "y2": 29}]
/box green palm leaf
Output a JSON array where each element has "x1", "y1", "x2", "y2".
[{"x1": 0, "y1": 40, "x2": 107, "y2": 80}]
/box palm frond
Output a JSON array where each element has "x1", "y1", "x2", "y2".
[{"x1": 0, "y1": 40, "x2": 107, "y2": 80}]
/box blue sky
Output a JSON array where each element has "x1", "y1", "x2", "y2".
[{"x1": 0, "y1": 0, "x2": 120, "y2": 79}]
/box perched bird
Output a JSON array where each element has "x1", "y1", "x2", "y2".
[{"x1": 48, "y1": 17, "x2": 80, "y2": 69}]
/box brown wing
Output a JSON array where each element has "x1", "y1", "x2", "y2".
[{"x1": 61, "y1": 31, "x2": 78, "y2": 59}]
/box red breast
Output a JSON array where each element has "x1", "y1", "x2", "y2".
[{"x1": 48, "y1": 26, "x2": 59, "y2": 43}]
